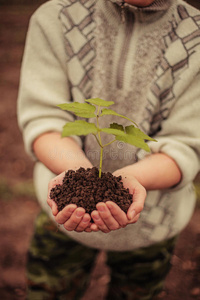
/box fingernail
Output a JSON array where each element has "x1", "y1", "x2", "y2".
[
  {"x1": 83, "y1": 218, "x2": 89, "y2": 224},
  {"x1": 98, "y1": 205, "x2": 105, "y2": 212},
  {"x1": 82, "y1": 214, "x2": 90, "y2": 223},
  {"x1": 68, "y1": 205, "x2": 76, "y2": 213},
  {"x1": 69, "y1": 208, "x2": 75, "y2": 213},
  {"x1": 130, "y1": 210, "x2": 136, "y2": 219},
  {"x1": 76, "y1": 210, "x2": 84, "y2": 218},
  {"x1": 93, "y1": 214, "x2": 100, "y2": 220}
]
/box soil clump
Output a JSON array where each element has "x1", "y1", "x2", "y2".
[{"x1": 50, "y1": 167, "x2": 132, "y2": 217}]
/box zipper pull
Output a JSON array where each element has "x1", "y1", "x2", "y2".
[{"x1": 121, "y1": 0, "x2": 125, "y2": 23}]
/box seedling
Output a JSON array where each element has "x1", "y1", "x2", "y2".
[{"x1": 58, "y1": 98, "x2": 156, "y2": 178}]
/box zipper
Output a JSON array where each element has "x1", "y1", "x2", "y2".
[
  {"x1": 120, "y1": 0, "x2": 125, "y2": 23},
  {"x1": 116, "y1": 10, "x2": 134, "y2": 89}
]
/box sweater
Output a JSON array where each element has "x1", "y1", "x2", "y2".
[{"x1": 17, "y1": 0, "x2": 200, "y2": 250}]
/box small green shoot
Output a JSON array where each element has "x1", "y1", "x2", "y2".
[{"x1": 58, "y1": 98, "x2": 156, "y2": 178}]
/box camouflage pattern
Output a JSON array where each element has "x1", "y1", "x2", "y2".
[
  {"x1": 106, "y1": 236, "x2": 177, "y2": 300},
  {"x1": 26, "y1": 211, "x2": 177, "y2": 299},
  {"x1": 27, "y1": 212, "x2": 98, "y2": 300}
]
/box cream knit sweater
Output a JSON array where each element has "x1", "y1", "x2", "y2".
[{"x1": 18, "y1": 0, "x2": 200, "y2": 250}]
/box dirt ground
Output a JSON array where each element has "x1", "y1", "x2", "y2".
[{"x1": 0, "y1": 3, "x2": 200, "y2": 300}]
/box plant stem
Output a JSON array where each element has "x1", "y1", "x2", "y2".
[
  {"x1": 96, "y1": 105, "x2": 104, "y2": 178},
  {"x1": 103, "y1": 139, "x2": 116, "y2": 148},
  {"x1": 93, "y1": 134, "x2": 101, "y2": 147},
  {"x1": 92, "y1": 133, "x2": 103, "y2": 178},
  {"x1": 97, "y1": 131, "x2": 103, "y2": 178},
  {"x1": 99, "y1": 146, "x2": 103, "y2": 178}
]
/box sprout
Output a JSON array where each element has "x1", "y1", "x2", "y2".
[{"x1": 58, "y1": 98, "x2": 156, "y2": 178}]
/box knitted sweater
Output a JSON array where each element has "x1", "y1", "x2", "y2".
[{"x1": 18, "y1": 0, "x2": 200, "y2": 250}]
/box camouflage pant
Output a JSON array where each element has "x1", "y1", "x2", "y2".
[{"x1": 26, "y1": 211, "x2": 177, "y2": 300}]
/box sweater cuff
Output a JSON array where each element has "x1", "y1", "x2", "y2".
[
  {"x1": 23, "y1": 117, "x2": 82, "y2": 161},
  {"x1": 137, "y1": 137, "x2": 200, "y2": 190}
]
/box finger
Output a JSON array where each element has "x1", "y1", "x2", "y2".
[
  {"x1": 47, "y1": 196, "x2": 52, "y2": 207},
  {"x1": 84, "y1": 227, "x2": 93, "y2": 232},
  {"x1": 54, "y1": 204, "x2": 77, "y2": 224},
  {"x1": 75, "y1": 213, "x2": 91, "y2": 232},
  {"x1": 90, "y1": 223, "x2": 100, "y2": 232},
  {"x1": 96, "y1": 203, "x2": 120, "y2": 230},
  {"x1": 91, "y1": 210, "x2": 110, "y2": 233},
  {"x1": 63, "y1": 207, "x2": 85, "y2": 231},
  {"x1": 106, "y1": 201, "x2": 127, "y2": 227},
  {"x1": 51, "y1": 201, "x2": 58, "y2": 216},
  {"x1": 128, "y1": 213, "x2": 140, "y2": 224},
  {"x1": 47, "y1": 196, "x2": 59, "y2": 216},
  {"x1": 127, "y1": 187, "x2": 146, "y2": 221}
]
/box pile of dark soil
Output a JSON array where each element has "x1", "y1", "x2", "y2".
[{"x1": 50, "y1": 167, "x2": 132, "y2": 217}]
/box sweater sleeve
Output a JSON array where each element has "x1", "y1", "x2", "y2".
[
  {"x1": 138, "y1": 63, "x2": 200, "y2": 190},
  {"x1": 17, "y1": 3, "x2": 82, "y2": 160}
]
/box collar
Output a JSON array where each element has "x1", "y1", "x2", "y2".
[
  {"x1": 107, "y1": 0, "x2": 173, "y2": 23},
  {"x1": 109, "y1": 0, "x2": 172, "y2": 11}
]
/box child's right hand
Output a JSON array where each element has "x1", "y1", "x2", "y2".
[
  {"x1": 47, "y1": 171, "x2": 93, "y2": 232},
  {"x1": 54, "y1": 205, "x2": 92, "y2": 232}
]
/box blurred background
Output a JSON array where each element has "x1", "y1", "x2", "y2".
[{"x1": 0, "y1": 0, "x2": 200, "y2": 299}]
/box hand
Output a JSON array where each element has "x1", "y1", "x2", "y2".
[
  {"x1": 47, "y1": 171, "x2": 92, "y2": 232},
  {"x1": 90, "y1": 170, "x2": 146, "y2": 233}
]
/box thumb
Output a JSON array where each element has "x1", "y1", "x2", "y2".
[
  {"x1": 127, "y1": 184, "x2": 146, "y2": 221},
  {"x1": 47, "y1": 196, "x2": 58, "y2": 216}
]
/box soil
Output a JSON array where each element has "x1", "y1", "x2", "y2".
[
  {"x1": 50, "y1": 167, "x2": 132, "y2": 216},
  {"x1": 0, "y1": 2, "x2": 200, "y2": 300}
]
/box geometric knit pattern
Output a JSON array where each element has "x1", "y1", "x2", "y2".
[
  {"x1": 139, "y1": 5, "x2": 200, "y2": 242},
  {"x1": 142, "y1": 5, "x2": 200, "y2": 135},
  {"x1": 139, "y1": 184, "x2": 195, "y2": 243},
  {"x1": 84, "y1": 2, "x2": 200, "y2": 245},
  {"x1": 58, "y1": 0, "x2": 95, "y2": 100}
]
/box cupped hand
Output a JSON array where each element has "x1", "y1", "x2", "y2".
[
  {"x1": 90, "y1": 170, "x2": 146, "y2": 233},
  {"x1": 47, "y1": 171, "x2": 92, "y2": 232}
]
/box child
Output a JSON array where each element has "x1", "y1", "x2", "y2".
[{"x1": 18, "y1": 0, "x2": 200, "y2": 299}]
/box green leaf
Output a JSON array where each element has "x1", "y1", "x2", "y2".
[
  {"x1": 100, "y1": 109, "x2": 138, "y2": 126},
  {"x1": 100, "y1": 123, "x2": 152, "y2": 152},
  {"x1": 85, "y1": 98, "x2": 114, "y2": 107},
  {"x1": 116, "y1": 135, "x2": 151, "y2": 152},
  {"x1": 62, "y1": 120, "x2": 98, "y2": 137},
  {"x1": 101, "y1": 127, "x2": 126, "y2": 137},
  {"x1": 110, "y1": 123, "x2": 124, "y2": 132},
  {"x1": 57, "y1": 102, "x2": 96, "y2": 118},
  {"x1": 125, "y1": 125, "x2": 157, "y2": 141}
]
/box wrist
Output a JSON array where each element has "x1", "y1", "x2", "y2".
[
  {"x1": 115, "y1": 153, "x2": 182, "y2": 191},
  {"x1": 34, "y1": 132, "x2": 93, "y2": 175},
  {"x1": 54, "y1": 155, "x2": 93, "y2": 175}
]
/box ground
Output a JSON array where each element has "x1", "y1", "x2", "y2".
[{"x1": 0, "y1": 3, "x2": 200, "y2": 300}]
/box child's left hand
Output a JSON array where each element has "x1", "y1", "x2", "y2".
[
  {"x1": 47, "y1": 171, "x2": 93, "y2": 232},
  {"x1": 90, "y1": 171, "x2": 146, "y2": 233}
]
